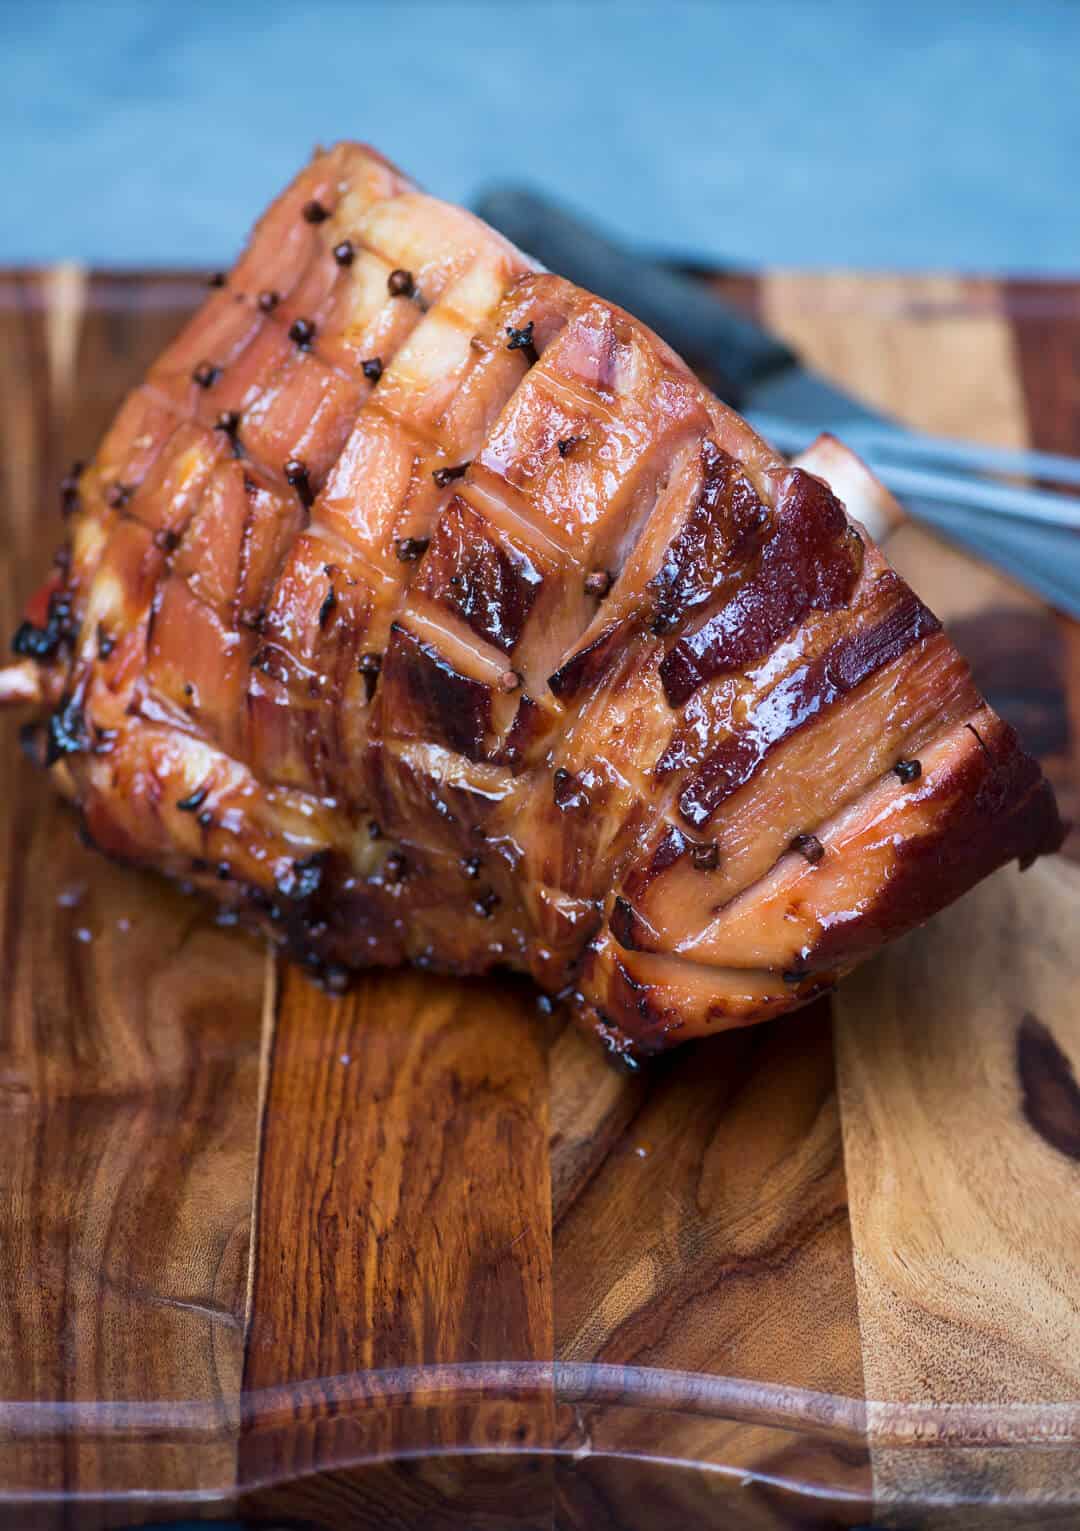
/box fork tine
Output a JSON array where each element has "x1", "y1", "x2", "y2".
[
  {"x1": 906, "y1": 497, "x2": 1080, "y2": 620},
  {"x1": 843, "y1": 426, "x2": 1080, "y2": 489},
  {"x1": 745, "y1": 412, "x2": 820, "y2": 456},
  {"x1": 872, "y1": 460, "x2": 1080, "y2": 532},
  {"x1": 746, "y1": 412, "x2": 1080, "y2": 531}
]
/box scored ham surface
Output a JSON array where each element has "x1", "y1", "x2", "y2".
[{"x1": 2, "y1": 142, "x2": 1063, "y2": 1057}]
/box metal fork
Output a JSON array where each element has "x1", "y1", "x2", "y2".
[
  {"x1": 475, "y1": 185, "x2": 1080, "y2": 616},
  {"x1": 747, "y1": 413, "x2": 1080, "y2": 533}
]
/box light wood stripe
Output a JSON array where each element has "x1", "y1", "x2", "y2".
[
  {"x1": 769, "y1": 272, "x2": 1080, "y2": 1517},
  {"x1": 835, "y1": 860, "x2": 1080, "y2": 1514},
  {"x1": 239, "y1": 967, "x2": 555, "y2": 1523},
  {"x1": 42, "y1": 261, "x2": 87, "y2": 415}
]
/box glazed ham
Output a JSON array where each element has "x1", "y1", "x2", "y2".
[{"x1": 3, "y1": 143, "x2": 1063, "y2": 1057}]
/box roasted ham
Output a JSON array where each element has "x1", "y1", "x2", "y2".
[{"x1": 3, "y1": 143, "x2": 1063, "y2": 1057}]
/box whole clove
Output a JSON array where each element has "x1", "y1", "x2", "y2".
[
  {"x1": 432, "y1": 462, "x2": 469, "y2": 488},
  {"x1": 318, "y1": 582, "x2": 337, "y2": 629},
  {"x1": 790, "y1": 833, "x2": 825, "y2": 865},
  {"x1": 473, "y1": 888, "x2": 500, "y2": 918},
  {"x1": 105, "y1": 482, "x2": 132, "y2": 509},
  {"x1": 893, "y1": 758, "x2": 922, "y2": 784},
  {"x1": 288, "y1": 317, "x2": 316, "y2": 350},
  {"x1": 394, "y1": 535, "x2": 429, "y2": 562},
  {"x1": 60, "y1": 461, "x2": 84, "y2": 516},
  {"x1": 387, "y1": 268, "x2": 415, "y2": 297},
  {"x1": 284, "y1": 457, "x2": 314, "y2": 509},
  {"x1": 505, "y1": 321, "x2": 538, "y2": 365},
  {"x1": 690, "y1": 840, "x2": 720, "y2": 872}
]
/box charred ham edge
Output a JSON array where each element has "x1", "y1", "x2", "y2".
[{"x1": 0, "y1": 141, "x2": 1062, "y2": 1059}]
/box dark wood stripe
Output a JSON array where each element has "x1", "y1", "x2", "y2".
[
  {"x1": 238, "y1": 965, "x2": 554, "y2": 1520},
  {"x1": 1002, "y1": 277, "x2": 1080, "y2": 861}
]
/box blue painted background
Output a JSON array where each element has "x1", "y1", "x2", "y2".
[{"x1": 3, "y1": 0, "x2": 1077, "y2": 271}]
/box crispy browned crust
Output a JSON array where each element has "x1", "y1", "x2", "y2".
[{"x1": 6, "y1": 143, "x2": 1064, "y2": 1055}]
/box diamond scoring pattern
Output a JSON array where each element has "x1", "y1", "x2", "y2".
[{"x1": 20, "y1": 141, "x2": 1058, "y2": 1054}]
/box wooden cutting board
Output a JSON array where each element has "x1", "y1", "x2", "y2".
[{"x1": 0, "y1": 267, "x2": 1077, "y2": 1531}]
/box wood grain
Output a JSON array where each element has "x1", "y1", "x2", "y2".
[
  {"x1": 0, "y1": 271, "x2": 267, "y2": 1523},
  {"x1": 835, "y1": 860, "x2": 1080, "y2": 1521},
  {"x1": 1, "y1": 267, "x2": 1078, "y2": 1529},
  {"x1": 550, "y1": 1002, "x2": 871, "y2": 1525},
  {"x1": 764, "y1": 272, "x2": 1080, "y2": 1524},
  {"x1": 238, "y1": 966, "x2": 554, "y2": 1527},
  {"x1": 1010, "y1": 277, "x2": 1080, "y2": 858}
]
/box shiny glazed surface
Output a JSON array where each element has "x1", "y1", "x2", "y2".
[{"x1": 3, "y1": 143, "x2": 1063, "y2": 1054}]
